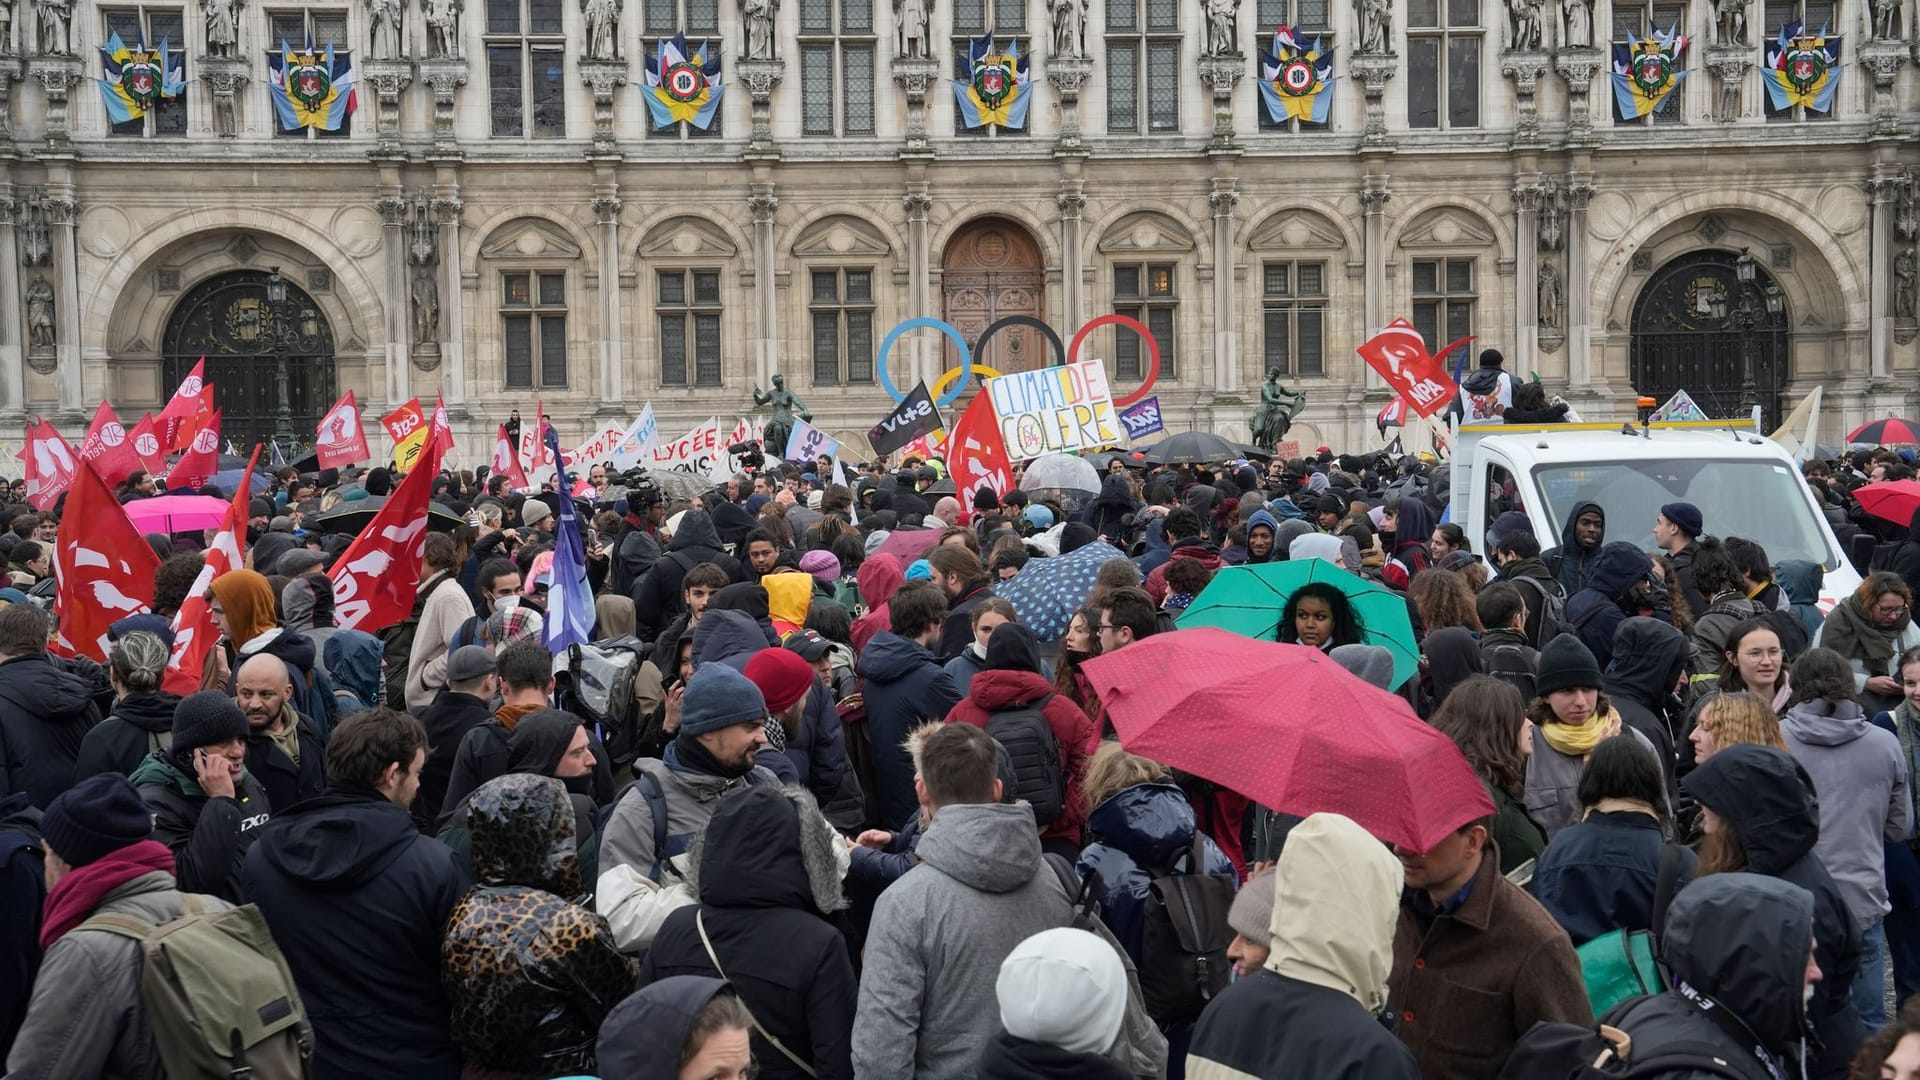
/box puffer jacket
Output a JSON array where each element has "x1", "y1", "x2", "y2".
[
  {"x1": 129, "y1": 751, "x2": 271, "y2": 903},
  {"x1": 73, "y1": 690, "x2": 181, "y2": 783},
  {"x1": 1076, "y1": 782, "x2": 1236, "y2": 965},
  {"x1": 443, "y1": 773, "x2": 638, "y2": 1077},
  {"x1": 0, "y1": 652, "x2": 104, "y2": 808},
  {"x1": 1567, "y1": 542, "x2": 1656, "y2": 670},
  {"x1": 641, "y1": 786, "x2": 856, "y2": 1080}
]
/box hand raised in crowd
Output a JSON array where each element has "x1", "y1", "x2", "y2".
[
  {"x1": 195, "y1": 747, "x2": 237, "y2": 800},
  {"x1": 662, "y1": 682, "x2": 685, "y2": 735}
]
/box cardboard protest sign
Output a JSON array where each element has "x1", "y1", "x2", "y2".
[{"x1": 985, "y1": 360, "x2": 1122, "y2": 461}]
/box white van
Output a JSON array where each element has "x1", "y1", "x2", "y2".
[{"x1": 1446, "y1": 420, "x2": 1862, "y2": 611}]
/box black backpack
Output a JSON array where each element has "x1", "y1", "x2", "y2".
[
  {"x1": 379, "y1": 573, "x2": 455, "y2": 709},
  {"x1": 1499, "y1": 1020, "x2": 1749, "y2": 1079},
  {"x1": 1134, "y1": 844, "x2": 1235, "y2": 1025},
  {"x1": 985, "y1": 693, "x2": 1065, "y2": 827},
  {"x1": 1514, "y1": 574, "x2": 1574, "y2": 649},
  {"x1": 1484, "y1": 641, "x2": 1541, "y2": 703}
]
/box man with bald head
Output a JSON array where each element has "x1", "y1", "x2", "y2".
[{"x1": 235, "y1": 652, "x2": 328, "y2": 811}]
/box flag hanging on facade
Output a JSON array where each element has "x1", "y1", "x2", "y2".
[
  {"x1": 1764, "y1": 20, "x2": 1842, "y2": 113},
  {"x1": 269, "y1": 34, "x2": 357, "y2": 131},
  {"x1": 953, "y1": 34, "x2": 1032, "y2": 129},
  {"x1": 644, "y1": 34, "x2": 724, "y2": 129},
  {"x1": 163, "y1": 447, "x2": 256, "y2": 694},
  {"x1": 98, "y1": 33, "x2": 185, "y2": 124},
  {"x1": 543, "y1": 424, "x2": 594, "y2": 652},
  {"x1": 1611, "y1": 26, "x2": 1688, "y2": 118},
  {"x1": 1258, "y1": 26, "x2": 1336, "y2": 124},
  {"x1": 52, "y1": 459, "x2": 161, "y2": 661}
]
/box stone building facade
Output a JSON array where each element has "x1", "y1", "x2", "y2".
[{"x1": 1, "y1": 0, "x2": 1916, "y2": 458}]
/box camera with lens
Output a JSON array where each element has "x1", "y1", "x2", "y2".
[
  {"x1": 728, "y1": 440, "x2": 766, "y2": 471},
  {"x1": 613, "y1": 467, "x2": 662, "y2": 506}
]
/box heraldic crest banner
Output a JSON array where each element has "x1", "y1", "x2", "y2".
[
  {"x1": 645, "y1": 33, "x2": 725, "y2": 129},
  {"x1": 1611, "y1": 26, "x2": 1688, "y2": 119},
  {"x1": 953, "y1": 33, "x2": 1032, "y2": 129},
  {"x1": 1258, "y1": 25, "x2": 1336, "y2": 124},
  {"x1": 269, "y1": 34, "x2": 357, "y2": 131},
  {"x1": 98, "y1": 33, "x2": 186, "y2": 124},
  {"x1": 1764, "y1": 20, "x2": 1843, "y2": 113}
]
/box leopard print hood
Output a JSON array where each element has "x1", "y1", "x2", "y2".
[
  {"x1": 467, "y1": 772, "x2": 580, "y2": 897},
  {"x1": 686, "y1": 785, "x2": 847, "y2": 915}
]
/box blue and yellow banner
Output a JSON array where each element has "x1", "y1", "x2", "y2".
[
  {"x1": 953, "y1": 34, "x2": 1031, "y2": 129},
  {"x1": 1611, "y1": 27, "x2": 1688, "y2": 119},
  {"x1": 269, "y1": 36, "x2": 356, "y2": 131},
  {"x1": 98, "y1": 33, "x2": 185, "y2": 124},
  {"x1": 1258, "y1": 25, "x2": 1335, "y2": 124},
  {"x1": 645, "y1": 34, "x2": 724, "y2": 129},
  {"x1": 1765, "y1": 20, "x2": 1842, "y2": 112}
]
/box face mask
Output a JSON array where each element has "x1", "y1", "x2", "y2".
[
  {"x1": 968, "y1": 640, "x2": 988, "y2": 661},
  {"x1": 1064, "y1": 648, "x2": 1092, "y2": 666}
]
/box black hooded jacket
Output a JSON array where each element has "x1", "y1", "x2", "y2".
[
  {"x1": 1567, "y1": 542, "x2": 1656, "y2": 670},
  {"x1": 632, "y1": 511, "x2": 745, "y2": 643},
  {"x1": 596, "y1": 976, "x2": 734, "y2": 1080},
  {"x1": 1086, "y1": 475, "x2": 1138, "y2": 542},
  {"x1": 73, "y1": 689, "x2": 181, "y2": 784},
  {"x1": 1681, "y1": 745, "x2": 1864, "y2": 1077},
  {"x1": 415, "y1": 689, "x2": 493, "y2": 827},
  {"x1": 1545, "y1": 500, "x2": 1606, "y2": 596},
  {"x1": 1601, "y1": 617, "x2": 1689, "y2": 787},
  {"x1": 640, "y1": 786, "x2": 856, "y2": 1079},
  {"x1": 978, "y1": 1032, "x2": 1131, "y2": 1080},
  {"x1": 243, "y1": 790, "x2": 471, "y2": 1080},
  {"x1": 0, "y1": 652, "x2": 104, "y2": 808},
  {"x1": 0, "y1": 791, "x2": 42, "y2": 1062}
]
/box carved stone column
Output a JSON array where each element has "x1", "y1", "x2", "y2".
[
  {"x1": 25, "y1": 56, "x2": 82, "y2": 150},
  {"x1": 1057, "y1": 181, "x2": 1086, "y2": 329},
  {"x1": 1703, "y1": 45, "x2": 1749, "y2": 123},
  {"x1": 1858, "y1": 40, "x2": 1907, "y2": 137},
  {"x1": 197, "y1": 55, "x2": 250, "y2": 137},
  {"x1": 736, "y1": 58, "x2": 783, "y2": 155},
  {"x1": 892, "y1": 57, "x2": 940, "y2": 154},
  {"x1": 0, "y1": 58, "x2": 23, "y2": 150},
  {"x1": 1209, "y1": 181, "x2": 1240, "y2": 393},
  {"x1": 749, "y1": 185, "x2": 778, "y2": 386},
  {"x1": 362, "y1": 60, "x2": 414, "y2": 156},
  {"x1": 1044, "y1": 56, "x2": 1092, "y2": 154},
  {"x1": 1868, "y1": 170, "x2": 1904, "y2": 382},
  {"x1": 418, "y1": 58, "x2": 469, "y2": 154},
  {"x1": 1196, "y1": 54, "x2": 1244, "y2": 150},
  {"x1": 1500, "y1": 49, "x2": 1550, "y2": 148},
  {"x1": 1512, "y1": 181, "x2": 1542, "y2": 367},
  {"x1": 1360, "y1": 178, "x2": 1391, "y2": 387},
  {"x1": 434, "y1": 194, "x2": 467, "y2": 402},
  {"x1": 0, "y1": 194, "x2": 22, "y2": 416},
  {"x1": 903, "y1": 185, "x2": 933, "y2": 383},
  {"x1": 1564, "y1": 176, "x2": 1597, "y2": 387},
  {"x1": 589, "y1": 193, "x2": 623, "y2": 403},
  {"x1": 378, "y1": 193, "x2": 409, "y2": 402},
  {"x1": 1350, "y1": 54, "x2": 1398, "y2": 148},
  {"x1": 579, "y1": 59, "x2": 627, "y2": 157},
  {"x1": 1553, "y1": 48, "x2": 1604, "y2": 145},
  {"x1": 42, "y1": 192, "x2": 80, "y2": 412}
]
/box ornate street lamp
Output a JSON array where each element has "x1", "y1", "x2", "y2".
[{"x1": 263, "y1": 267, "x2": 321, "y2": 444}]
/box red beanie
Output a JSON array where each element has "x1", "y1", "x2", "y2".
[{"x1": 744, "y1": 648, "x2": 814, "y2": 713}]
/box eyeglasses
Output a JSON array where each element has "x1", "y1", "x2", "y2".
[
  {"x1": 1096, "y1": 624, "x2": 1120, "y2": 633},
  {"x1": 1875, "y1": 602, "x2": 1912, "y2": 619}
]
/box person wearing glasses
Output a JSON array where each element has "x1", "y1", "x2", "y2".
[{"x1": 1814, "y1": 572, "x2": 1920, "y2": 716}]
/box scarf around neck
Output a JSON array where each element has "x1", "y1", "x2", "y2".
[
  {"x1": 1540, "y1": 707, "x2": 1621, "y2": 758},
  {"x1": 41, "y1": 840, "x2": 175, "y2": 948},
  {"x1": 1821, "y1": 595, "x2": 1906, "y2": 666}
]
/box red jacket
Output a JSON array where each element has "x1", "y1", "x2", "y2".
[
  {"x1": 945, "y1": 669, "x2": 1099, "y2": 844},
  {"x1": 1144, "y1": 542, "x2": 1223, "y2": 606}
]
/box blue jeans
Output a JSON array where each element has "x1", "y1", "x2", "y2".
[{"x1": 1854, "y1": 919, "x2": 1888, "y2": 1029}]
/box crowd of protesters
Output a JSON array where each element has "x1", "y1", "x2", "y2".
[{"x1": 5, "y1": 396, "x2": 1920, "y2": 1080}]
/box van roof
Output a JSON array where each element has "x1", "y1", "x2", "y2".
[{"x1": 1459, "y1": 423, "x2": 1785, "y2": 468}]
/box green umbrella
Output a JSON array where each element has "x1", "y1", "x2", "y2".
[{"x1": 1176, "y1": 561, "x2": 1420, "y2": 689}]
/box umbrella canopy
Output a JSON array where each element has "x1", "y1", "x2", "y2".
[
  {"x1": 1082, "y1": 628, "x2": 1493, "y2": 852},
  {"x1": 1177, "y1": 561, "x2": 1420, "y2": 690},
  {"x1": 1083, "y1": 450, "x2": 1147, "y2": 472},
  {"x1": 874, "y1": 527, "x2": 945, "y2": 562},
  {"x1": 1854, "y1": 479, "x2": 1920, "y2": 528},
  {"x1": 653, "y1": 469, "x2": 720, "y2": 503},
  {"x1": 925, "y1": 477, "x2": 958, "y2": 496},
  {"x1": 313, "y1": 496, "x2": 467, "y2": 535},
  {"x1": 124, "y1": 495, "x2": 232, "y2": 534},
  {"x1": 198, "y1": 467, "x2": 270, "y2": 496},
  {"x1": 1020, "y1": 453, "x2": 1101, "y2": 494},
  {"x1": 1847, "y1": 417, "x2": 1920, "y2": 445},
  {"x1": 1143, "y1": 431, "x2": 1241, "y2": 465},
  {"x1": 996, "y1": 540, "x2": 1129, "y2": 641},
  {"x1": 1233, "y1": 442, "x2": 1276, "y2": 461}
]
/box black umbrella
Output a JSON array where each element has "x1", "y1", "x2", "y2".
[
  {"x1": 313, "y1": 496, "x2": 467, "y2": 534},
  {"x1": 1143, "y1": 431, "x2": 1241, "y2": 465}
]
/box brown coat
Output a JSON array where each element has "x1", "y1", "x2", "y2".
[{"x1": 1387, "y1": 845, "x2": 1592, "y2": 1080}]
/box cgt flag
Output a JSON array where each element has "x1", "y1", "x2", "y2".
[
  {"x1": 1355, "y1": 319, "x2": 1466, "y2": 419},
  {"x1": 52, "y1": 458, "x2": 161, "y2": 661},
  {"x1": 316, "y1": 389, "x2": 371, "y2": 469},
  {"x1": 869, "y1": 381, "x2": 943, "y2": 455},
  {"x1": 163, "y1": 447, "x2": 256, "y2": 694}
]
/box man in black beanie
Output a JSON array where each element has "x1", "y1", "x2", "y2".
[
  {"x1": 7, "y1": 773, "x2": 234, "y2": 1079},
  {"x1": 129, "y1": 690, "x2": 271, "y2": 903}
]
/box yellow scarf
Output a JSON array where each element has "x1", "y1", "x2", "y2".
[{"x1": 1540, "y1": 707, "x2": 1621, "y2": 758}]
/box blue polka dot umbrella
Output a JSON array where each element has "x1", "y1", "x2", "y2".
[{"x1": 996, "y1": 540, "x2": 1130, "y2": 642}]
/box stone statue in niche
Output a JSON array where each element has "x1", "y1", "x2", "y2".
[
  {"x1": 425, "y1": 0, "x2": 460, "y2": 58},
  {"x1": 411, "y1": 264, "x2": 439, "y2": 343},
  {"x1": 1538, "y1": 262, "x2": 1564, "y2": 330},
  {"x1": 1562, "y1": 0, "x2": 1592, "y2": 47},
  {"x1": 369, "y1": 0, "x2": 405, "y2": 60},
  {"x1": 896, "y1": 0, "x2": 928, "y2": 56},
  {"x1": 25, "y1": 276, "x2": 54, "y2": 350},
  {"x1": 1205, "y1": 0, "x2": 1239, "y2": 55},
  {"x1": 583, "y1": 0, "x2": 619, "y2": 59},
  {"x1": 0, "y1": 0, "x2": 15, "y2": 54},
  {"x1": 1507, "y1": 0, "x2": 1545, "y2": 50},
  {"x1": 1869, "y1": 0, "x2": 1901, "y2": 40},
  {"x1": 1354, "y1": 0, "x2": 1392, "y2": 53},
  {"x1": 1711, "y1": 0, "x2": 1747, "y2": 45},
  {"x1": 33, "y1": 0, "x2": 70, "y2": 54},
  {"x1": 1897, "y1": 249, "x2": 1917, "y2": 320},
  {"x1": 1048, "y1": 0, "x2": 1084, "y2": 56},
  {"x1": 742, "y1": 0, "x2": 776, "y2": 59}
]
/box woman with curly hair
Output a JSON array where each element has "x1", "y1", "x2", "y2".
[
  {"x1": 1410, "y1": 567, "x2": 1483, "y2": 638},
  {"x1": 1276, "y1": 581, "x2": 1365, "y2": 652},
  {"x1": 1429, "y1": 676, "x2": 1544, "y2": 874},
  {"x1": 1851, "y1": 995, "x2": 1920, "y2": 1078}
]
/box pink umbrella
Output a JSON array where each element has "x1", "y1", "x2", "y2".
[
  {"x1": 1081, "y1": 627, "x2": 1494, "y2": 852},
  {"x1": 124, "y1": 494, "x2": 232, "y2": 534},
  {"x1": 874, "y1": 527, "x2": 945, "y2": 562}
]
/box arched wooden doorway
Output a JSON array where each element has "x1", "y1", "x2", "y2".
[
  {"x1": 1630, "y1": 250, "x2": 1790, "y2": 429},
  {"x1": 941, "y1": 217, "x2": 1046, "y2": 373},
  {"x1": 164, "y1": 270, "x2": 337, "y2": 452}
]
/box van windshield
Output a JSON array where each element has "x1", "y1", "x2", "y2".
[{"x1": 1532, "y1": 458, "x2": 1836, "y2": 570}]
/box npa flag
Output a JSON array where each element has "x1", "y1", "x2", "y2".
[
  {"x1": 19, "y1": 417, "x2": 79, "y2": 510},
  {"x1": 493, "y1": 424, "x2": 531, "y2": 490},
  {"x1": 543, "y1": 424, "x2": 594, "y2": 652},
  {"x1": 78, "y1": 401, "x2": 144, "y2": 488},
  {"x1": 869, "y1": 381, "x2": 943, "y2": 455},
  {"x1": 329, "y1": 426, "x2": 449, "y2": 632},
  {"x1": 382, "y1": 398, "x2": 430, "y2": 472},
  {"x1": 947, "y1": 391, "x2": 1015, "y2": 518},
  {"x1": 51, "y1": 459, "x2": 161, "y2": 661},
  {"x1": 157, "y1": 358, "x2": 211, "y2": 452},
  {"x1": 1355, "y1": 319, "x2": 1467, "y2": 419},
  {"x1": 315, "y1": 389, "x2": 370, "y2": 469},
  {"x1": 162, "y1": 447, "x2": 256, "y2": 694},
  {"x1": 129, "y1": 413, "x2": 167, "y2": 476},
  {"x1": 167, "y1": 410, "x2": 222, "y2": 491}
]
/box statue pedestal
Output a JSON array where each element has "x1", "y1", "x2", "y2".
[
  {"x1": 1499, "y1": 49, "x2": 1550, "y2": 148},
  {"x1": 578, "y1": 58, "x2": 628, "y2": 158},
  {"x1": 892, "y1": 56, "x2": 940, "y2": 155},
  {"x1": 1196, "y1": 53, "x2": 1244, "y2": 151},
  {"x1": 0, "y1": 57, "x2": 22, "y2": 148},
  {"x1": 417, "y1": 58, "x2": 469, "y2": 154},
  {"x1": 1553, "y1": 48, "x2": 1604, "y2": 145},
  {"x1": 1859, "y1": 39, "x2": 1908, "y2": 136},
  {"x1": 1349, "y1": 53, "x2": 1398, "y2": 148},
  {"x1": 411, "y1": 341, "x2": 441, "y2": 372},
  {"x1": 362, "y1": 59, "x2": 415, "y2": 157},
  {"x1": 736, "y1": 58, "x2": 784, "y2": 157},
  {"x1": 1702, "y1": 44, "x2": 1751, "y2": 123},
  {"x1": 1044, "y1": 55, "x2": 1092, "y2": 154},
  {"x1": 196, "y1": 55, "x2": 249, "y2": 137},
  {"x1": 25, "y1": 55, "x2": 82, "y2": 151}
]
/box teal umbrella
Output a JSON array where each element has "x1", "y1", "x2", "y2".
[{"x1": 1176, "y1": 561, "x2": 1419, "y2": 689}]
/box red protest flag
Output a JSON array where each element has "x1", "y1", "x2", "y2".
[
  {"x1": 315, "y1": 390, "x2": 371, "y2": 469},
  {"x1": 157, "y1": 358, "x2": 211, "y2": 452},
  {"x1": 162, "y1": 446, "x2": 257, "y2": 695},
  {"x1": 329, "y1": 422, "x2": 450, "y2": 632},
  {"x1": 947, "y1": 392, "x2": 1014, "y2": 519},
  {"x1": 51, "y1": 459, "x2": 161, "y2": 661},
  {"x1": 167, "y1": 409, "x2": 223, "y2": 491},
  {"x1": 493, "y1": 424, "x2": 530, "y2": 491},
  {"x1": 1355, "y1": 318, "x2": 1468, "y2": 419},
  {"x1": 129, "y1": 413, "x2": 168, "y2": 476},
  {"x1": 19, "y1": 417, "x2": 79, "y2": 511},
  {"x1": 519, "y1": 400, "x2": 552, "y2": 469},
  {"x1": 430, "y1": 396, "x2": 455, "y2": 457},
  {"x1": 78, "y1": 401, "x2": 144, "y2": 488}
]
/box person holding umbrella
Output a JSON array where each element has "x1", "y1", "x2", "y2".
[{"x1": 1277, "y1": 582, "x2": 1366, "y2": 652}]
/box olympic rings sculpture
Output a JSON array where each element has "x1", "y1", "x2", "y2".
[{"x1": 876, "y1": 315, "x2": 1162, "y2": 409}]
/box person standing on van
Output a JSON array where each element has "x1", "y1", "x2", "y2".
[{"x1": 1454, "y1": 349, "x2": 1516, "y2": 424}]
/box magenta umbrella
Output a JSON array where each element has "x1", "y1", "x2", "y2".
[
  {"x1": 124, "y1": 494, "x2": 231, "y2": 534},
  {"x1": 873, "y1": 527, "x2": 946, "y2": 562},
  {"x1": 1081, "y1": 627, "x2": 1494, "y2": 852}
]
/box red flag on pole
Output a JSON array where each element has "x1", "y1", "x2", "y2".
[
  {"x1": 1355, "y1": 319, "x2": 1468, "y2": 419},
  {"x1": 162, "y1": 447, "x2": 257, "y2": 695},
  {"x1": 167, "y1": 410, "x2": 223, "y2": 491},
  {"x1": 157, "y1": 358, "x2": 211, "y2": 452},
  {"x1": 493, "y1": 424, "x2": 530, "y2": 491},
  {"x1": 19, "y1": 417, "x2": 79, "y2": 511},
  {"x1": 519, "y1": 400, "x2": 551, "y2": 470},
  {"x1": 78, "y1": 402, "x2": 144, "y2": 488},
  {"x1": 51, "y1": 460, "x2": 162, "y2": 661},
  {"x1": 947, "y1": 393, "x2": 1014, "y2": 519},
  {"x1": 430, "y1": 396, "x2": 455, "y2": 457},
  {"x1": 129, "y1": 413, "x2": 167, "y2": 476},
  {"x1": 315, "y1": 390, "x2": 371, "y2": 469},
  {"x1": 329, "y1": 425, "x2": 451, "y2": 632}
]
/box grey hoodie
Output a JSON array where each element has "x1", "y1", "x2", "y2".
[
  {"x1": 1782, "y1": 697, "x2": 1913, "y2": 928},
  {"x1": 853, "y1": 802, "x2": 1072, "y2": 1080}
]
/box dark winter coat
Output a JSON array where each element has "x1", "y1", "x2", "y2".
[
  {"x1": 947, "y1": 655, "x2": 1099, "y2": 845},
  {"x1": 414, "y1": 690, "x2": 494, "y2": 828},
  {"x1": 594, "y1": 976, "x2": 735, "y2": 1080},
  {"x1": 632, "y1": 511, "x2": 745, "y2": 643},
  {"x1": 610, "y1": 520, "x2": 663, "y2": 597},
  {"x1": 1529, "y1": 809, "x2": 1689, "y2": 946},
  {"x1": 1567, "y1": 542, "x2": 1655, "y2": 670},
  {"x1": 1690, "y1": 592, "x2": 1768, "y2": 668},
  {"x1": 1496, "y1": 556, "x2": 1563, "y2": 650},
  {"x1": 1681, "y1": 744, "x2": 1864, "y2": 1077},
  {"x1": 245, "y1": 705, "x2": 329, "y2": 815},
  {"x1": 859, "y1": 631, "x2": 962, "y2": 829},
  {"x1": 439, "y1": 709, "x2": 617, "y2": 827},
  {"x1": 1544, "y1": 500, "x2": 1606, "y2": 596},
  {"x1": 1601, "y1": 616, "x2": 1690, "y2": 787},
  {"x1": 1187, "y1": 972, "x2": 1421, "y2": 1080},
  {"x1": 1667, "y1": 541, "x2": 1710, "y2": 624},
  {"x1": 1892, "y1": 507, "x2": 1920, "y2": 601},
  {"x1": 237, "y1": 628, "x2": 340, "y2": 735},
  {"x1": 0, "y1": 792, "x2": 42, "y2": 1062},
  {"x1": 243, "y1": 789, "x2": 470, "y2": 1080},
  {"x1": 129, "y1": 751, "x2": 271, "y2": 902},
  {"x1": 1076, "y1": 782, "x2": 1237, "y2": 965},
  {"x1": 641, "y1": 786, "x2": 856, "y2": 1080},
  {"x1": 73, "y1": 690, "x2": 181, "y2": 784},
  {"x1": 0, "y1": 652, "x2": 104, "y2": 808},
  {"x1": 978, "y1": 1032, "x2": 1131, "y2": 1080}
]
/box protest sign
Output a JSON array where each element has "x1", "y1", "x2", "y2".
[
  {"x1": 785, "y1": 418, "x2": 843, "y2": 463},
  {"x1": 567, "y1": 425, "x2": 628, "y2": 466},
  {"x1": 1118, "y1": 396, "x2": 1165, "y2": 440},
  {"x1": 1650, "y1": 389, "x2": 1710, "y2": 422},
  {"x1": 985, "y1": 360, "x2": 1122, "y2": 461},
  {"x1": 611, "y1": 404, "x2": 659, "y2": 469},
  {"x1": 650, "y1": 416, "x2": 724, "y2": 474},
  {"x1": 870, "y1": 381, "x2": 942, "y2": 455}
]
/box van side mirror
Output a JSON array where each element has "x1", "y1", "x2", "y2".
[{"x1": 1848, "y1": 532, "x2": 1879, "y2": 575}]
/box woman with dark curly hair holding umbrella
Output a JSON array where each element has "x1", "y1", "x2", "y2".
[{"x1": 1276, "y1": 581, "x2": 1366, "y2": 652}]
